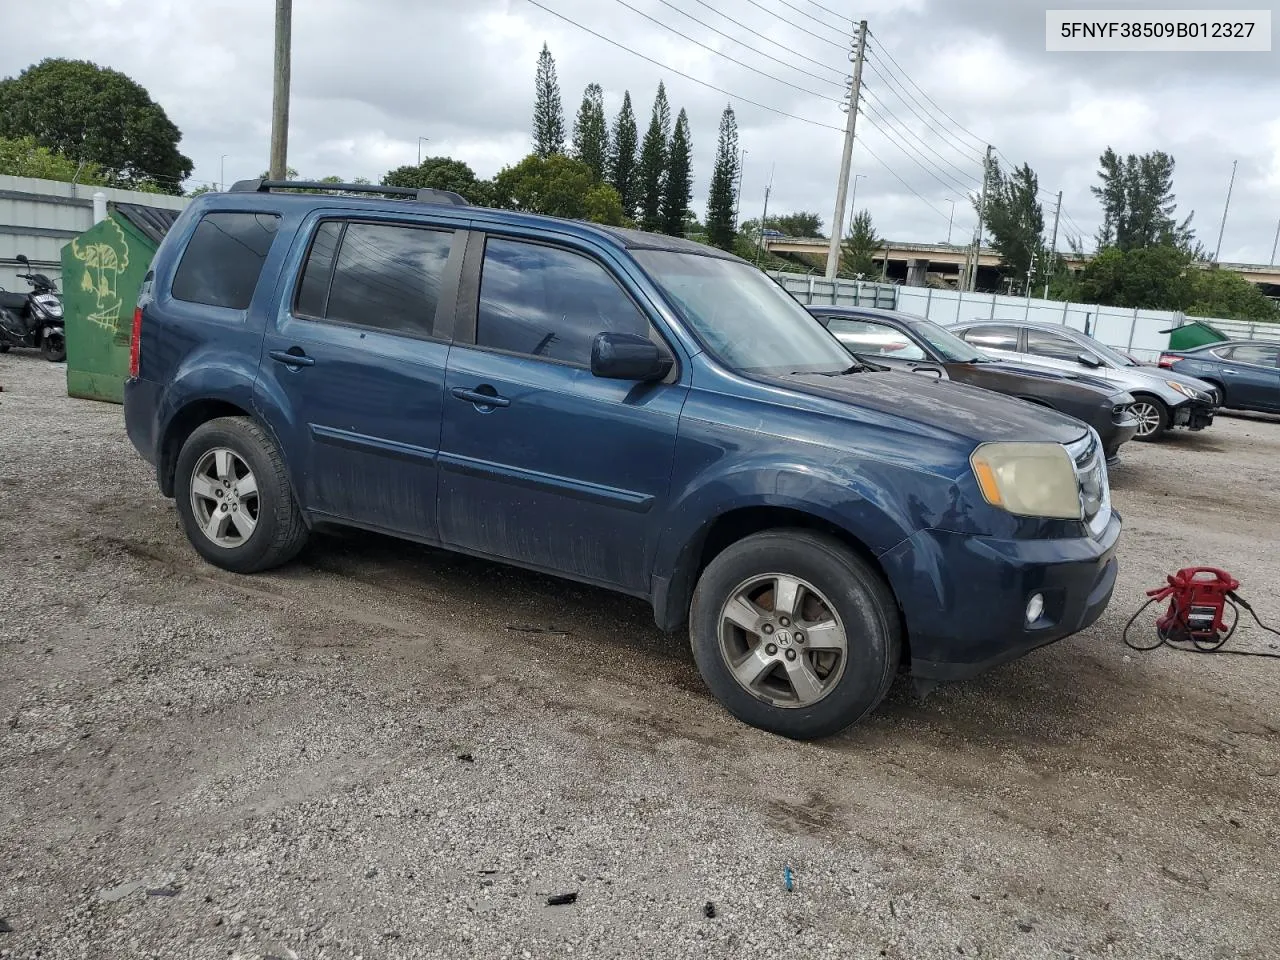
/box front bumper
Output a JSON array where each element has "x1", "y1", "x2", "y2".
[
  {"x1": 1172, "y1": 398, "x2": 1215, "y2": 431},
  {"x1": 879, "y1": 512, "x2": 1122, "y2": 682}
]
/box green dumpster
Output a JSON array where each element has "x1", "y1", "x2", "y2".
[
  {"x1": 1161, "y1": 319, "x2": 1228, "y2": 352},
  {"x1": 62, "y1": 203, "x2": 180, "y2": 403}
]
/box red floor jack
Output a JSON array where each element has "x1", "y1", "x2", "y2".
[{"x1": 1124, "y1": 567, "x2": 1280, "y2": 658}]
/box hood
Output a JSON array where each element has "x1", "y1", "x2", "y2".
[
  {"x1": 1123, "y1": 364, "x2": 1216, "y2": 396},
  {"x1": 778, "y1": 369, "x2": 1089, "y2": 446}
]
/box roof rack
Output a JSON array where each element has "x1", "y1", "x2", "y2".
[{"x1": 227, "y1": 178, "x2": 468, "y2": 206}]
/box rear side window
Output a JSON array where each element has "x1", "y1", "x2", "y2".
[
  {"x1": 172, "y1": 212, "x2": 280, "y2": 309},
  {"x1": 960, "y1": 325, "x2": 1019, "y2": 351},
  {"x1": 1026, "y1": 328, "x2": 1082, "y2": 361},
  {"x1": 294, "y1": 221, "x2": 454, "y2": 338},
  {"x1": 1230, "y1": 343, "x2": 1279, "y2": 366},
  {"x1": 476, "y1": 237, "x2": 648, "y2": 366}
]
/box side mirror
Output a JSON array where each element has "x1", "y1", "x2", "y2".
[
  {"x1": 590, "y1": 332, "x2": 673, "y2": 382},
  {"x1": 1078, "y1": 351, "x2": 1102, "y2": 368}
]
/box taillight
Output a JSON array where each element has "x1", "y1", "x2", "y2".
[
  {"x1": 1157, "y1": 354, "x2": 1177, "y2": 368},
  {"x1": 128, "y1": 307, "x2": 143, "y2": 378}
]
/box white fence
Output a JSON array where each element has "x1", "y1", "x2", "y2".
[{"x1": 773, "y1": 272, "x2": 1280, "y2": 361}]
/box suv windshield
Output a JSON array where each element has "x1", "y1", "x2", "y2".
[
  {"x1": 632, "y1": 251, "x2": 853, "y2": 375},
  {"x1": 906, "y1": 318, "x2": 988, "y2": 362}
]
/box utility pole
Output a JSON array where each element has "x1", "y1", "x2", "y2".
[
  {"x1": 967, "y1": 145, "x2": 993, "y2": 291},
  {"x1": 825, "y1": 19, "x2": 868, "y2": 280},
  {"x1": 879, "y1": 239, "x2": 890, "y2": 281},
  {"x1": 733, "y1": 147, "x2": 748, "y2": 227},
  {"x1": 1271, "y1": 216, "x2": 1280, "y2": 266},
  {"x1": 219, "y1": 155, "x2": 227, "y2": 192},
  {"x1": 1024, "y1": 250, "x2": 1038, "y2": 297},
  {"x1": 1043, "y1": 189, "x2": 1062, "y2": 298},
  {"x1": 1213, "y1": 159, "x2": 1237, "y2": 262},
  {"x1": 847, "y1": 174, "x2": 866, "y2": 233},
  {"x1": 418, "y1": 137, "x2": 430, "y2": 165},
  {"x1": 946, "y1": 199, "x2": 956, "y2": 245},
  {"x1": 269, "y1": 0, "x2": 292, "y2": 181},
  {"x1": 754, "y1": 164, "x2": 775, "y2": 267}
]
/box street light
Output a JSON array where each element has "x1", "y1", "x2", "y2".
[
  {"x1": 417, "y1": 137, "x2": 430, "y2": 165},
  {"x1": 219, "y1": 155, "x2": 227, "y2": 192},
  {"x1": 946, "y1": 199, "x2": 956, "y2": 245}
]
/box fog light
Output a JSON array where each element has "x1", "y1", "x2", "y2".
[{"x1": 1026, "y1": 593, "x2": 1045, "y2": 625}]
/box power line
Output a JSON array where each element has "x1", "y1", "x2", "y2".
[
  {"x1": 651, "y1": 0, "x2": 847, "y2": 88},
  {"x1": 803, "y1": 0, "x2": 856, "y2": 24},
  {"x1": 861, "y1": 59, "x2": 984, "y2": 165},
  {"x1": 742, "y1": 0, "x2": 850, "y2": 50},
  {"x1": 683, "y1": 0, "x2": 848, "y2": 79},
  {"x1": 607, "y1": 0, "x2": 840, "y2": 100},
  {"x1": 859, "y1": 105, "x2": 976, "y2": 199},
  {"x1": 753, "y1": 0, "x2": 857, "y2": 37},
  {"x1": 855, "y1": 140, "x2": 951, "y2": 222},
  {"x1": 522, "y1": 0, "x2": 845, "y2": 131},
  {"x1": 861, "y1": 87, "x2": 981, "y2": 191},
  {"x1": 864, "y1": 31, "x2": 989, "y2": 150}
]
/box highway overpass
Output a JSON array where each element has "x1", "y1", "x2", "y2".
[{"x1": 762, "y1": 237, "x2": 1280, "y2": 294}]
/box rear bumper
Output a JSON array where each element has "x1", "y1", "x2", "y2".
[
  {"x1": 123, "y1": 377, "x2": 161, "y2": 467},
  {"x1": 880, "y1": 512, "x2": 1122, "y2": 682}
]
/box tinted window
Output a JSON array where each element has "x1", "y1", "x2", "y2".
[
  {"x1": 1027, "y1": 328, "x2": 1084, "y2": 361},
  {"x1": 295, "y1": 221, "x2": 342, "y2": 318},
  {"x1": 825, "y1": 317, "x2": 926, "y2": 360},
  {"x1": 172, "y1": 212, "x2": 280, "y2": 309},
  {"x1": 960, "y1": 325, "x2": 1019, "y2": 351},
  {"x1": 477, "y1": 238, "x2": 648, "y2": 365},
  {"x1": 296, "y1": 221, "x2": 454, "y2": 337},
  {"x1": 1229, "y1": 343, "x2": 1279, "y2": 366}
]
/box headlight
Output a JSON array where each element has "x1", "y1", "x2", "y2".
[
  {"x1": 1165, "y1": 380, "x2": 1197, "y2": 399},
  {"x1": 970, "y1": 442, "x2": 1081, "y2": 519}
]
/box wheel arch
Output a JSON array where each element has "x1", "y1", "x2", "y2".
[
  {"x1": 157, "y1": 399, "x2": 256, "y2": 496},
  {"x1": 652, "y1": 504, "x2": 912, "y2": 669}
]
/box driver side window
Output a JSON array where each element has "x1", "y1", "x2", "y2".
[
  {"x1": 476, "y1": 237, "x2": 648, "y2": 366},
  {"x1": 825, "y1": 317, "x2": 926, "y2": 360}
]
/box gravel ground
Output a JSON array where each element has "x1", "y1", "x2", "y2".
[{"x1": 2, "y1": 352, "x2": 1279, "y2": 960}]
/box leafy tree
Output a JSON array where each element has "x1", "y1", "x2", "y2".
[
  {"x1": 1091, "y1": 148, "x2": 1189, "y2": 252},
  {"x1": 705, "y1": 106, "x2": 739, "y2": 251},
  {"x1": 532, "y1": 44, "x2": 565, "y2": 158},
  {"x1": 607, "y1": 91, "x2": 639, "y2": 218},
  {"x1": 637, "y1": 83, "x2": 670, "y2": 232},
  {"x1": 976, "y1": 158, "x2": 1046, "y2": 292},
  {"x1": 841, "y1": 209, "x2": 881, "y2": 276},
  {"x1": 0, "y1": 58, "x2": 192, "y2": 193},
  {"x1": 571, "y1": 83, "x2": 608, "y2": 182},
  {"x1": 491, "y1": 153, "x2": 624, "y2": 225},
  {"x1": 661, "y1": 109, "x2": 692, "y2": 237},
  {"x1": 187, "y1": 184, "x2": 217, "y2": 197},
  {"x1": 1186, "y1": 269, "x2": 1280, "y2": 322},
  {"x1": 382, "y1": 156, "x2": 492, "y2": 204},
  {"x1": 0, "y1": 134, "x2": 109, "y2": 185},
  {"x1": 767, "y1": 212, "x2": 825, "y2": 238}
]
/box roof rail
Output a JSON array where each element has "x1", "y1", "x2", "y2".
[{"x1": 227, "y1": 179, "x2": 468, "y2": 206}]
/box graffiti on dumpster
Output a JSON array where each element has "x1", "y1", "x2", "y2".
[{"x1": 70, "y1": 219, "x2": 131, "y2": 332}]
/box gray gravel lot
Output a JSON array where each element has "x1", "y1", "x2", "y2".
[{"x1": 2, "y1": 353, "x2": 1279, "y2": 960}]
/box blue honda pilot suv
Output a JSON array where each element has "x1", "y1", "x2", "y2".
[{"x1": 124, "y1": 180, "x2": 1121, "y2": 739}]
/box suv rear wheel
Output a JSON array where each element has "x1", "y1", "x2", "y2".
[
  {"x1": 689, "y1": 529, "x2": 901, "y2": 739},
  {"x1": 174, "y1": 417, "x2": 308, "y2": 573}
]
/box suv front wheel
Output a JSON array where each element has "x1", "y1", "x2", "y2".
[
  {"x1": 689, "y1": 530, "x2": 901, "y2": 739},
  {"x1": 174, "y1": 417, "x2": 309, "y2": 573}
]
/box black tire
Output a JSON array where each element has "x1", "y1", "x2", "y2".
[
  {"x1": 1130, "y1": 395, "x2": 1169, "y2": 441},
  {"x1": 689, "y1": 529, "x2": 902, "y2": 740},
  {"x1": 174, "y1": 416, "x2": 308, "y2": 573},
  {"x1": 41, "y1": 335, "x2": 65, "y2": 362},
  {"x1": 0, "y1": 343, "x2": 10, "y2": 352}
]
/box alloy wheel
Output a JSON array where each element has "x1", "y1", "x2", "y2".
[
  {"x1": 1131, "y1": 401, "x2": 1162, "y2": 438},
  {"x1": 189, "y1": 448, "x2": 260, "y2": 547}
]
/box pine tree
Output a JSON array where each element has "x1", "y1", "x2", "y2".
[
  {"x1": 571, "y1": 83, "x2": 608, "y2": 182},
  {"x1": 637, "y1": 83, "x2": 670, "y2": 232},
  {"x1": 841, "y1": 210, "x2": 881, "y2": 277},
  {"x1": 607, "y1": 91, "x2": 639, "y2": 218},
  {"x1": 662, "y1": 108, "x2": 693, "y2": 237},
  {"x1": 532, "y1": 43, "x2": 565, "y2": 158},
  {"x1": 705, "y1": 105, "x2": 739, "y2": 251}
]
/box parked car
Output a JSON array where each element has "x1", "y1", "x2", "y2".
[
  {"x1": 124, "y1": 180, "x2": 1121, "y2": 740},
  {"x1": 949, "y1": 320, "x2": 1218, "y2": 441},
  {"x1": 1158, "y1": 340, "x2": 1280, "y2": 414},
  {"x1": 807, "y1": 305, "x2": 1139, "y2": 463}
]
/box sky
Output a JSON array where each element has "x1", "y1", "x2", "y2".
[{"x1": 1, "y1": 0, "x2": 1277, "y2": 264}]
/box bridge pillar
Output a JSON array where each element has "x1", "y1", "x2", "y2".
[{"x1": 906, "y1": 258, "x2": 930, "y2": 288}]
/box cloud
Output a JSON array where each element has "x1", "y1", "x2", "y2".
[{"x1": 1, "y1": 0, "x2": 1276, "y2": 262}]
